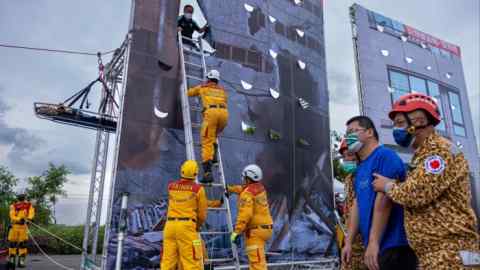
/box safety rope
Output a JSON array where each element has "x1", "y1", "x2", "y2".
[
  {"x1": 27, "y1": 228, "x2": 77, "y2": 270},
  {"x1": 0, "y1": 43, "x2": 116, "y2": 57},
  {"x1": 26, "y1": 220, "x2": 83, "y2": 252}
]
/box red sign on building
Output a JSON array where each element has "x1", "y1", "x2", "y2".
[{"x1": 405, "y1": 25, "x2": 461, "y2": 57}]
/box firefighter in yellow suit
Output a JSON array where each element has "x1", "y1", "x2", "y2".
[
  {"x1": 228, "y1": 164, "x2": 273, "y2": 270},
  {"x1": 161, "y1": 160, "x2": 208, "y2": 270},
  {"x1": 187, "y1": 70, "x2": 228, "y2": 184},
  {"x1": 175, "y1": 197, "x2": 224, "y2": 270},
  {"x1": 8, "y1": 191, "x2": 35, "y2": 268}
]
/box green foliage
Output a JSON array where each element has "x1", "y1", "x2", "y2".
[
  {"x1": 26, "y1": 163, "x2": 70, "y2": 225},
  {"x1": 29, "y1": 225, "x2": 105, "y2": 255},
  {"x1": 0, "y1": 166, "x2": 18, "y2": 239}
]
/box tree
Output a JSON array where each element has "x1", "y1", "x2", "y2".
[
  {"x1": 26, "y1": 163, "x2": 70, "y2": 225},
  {"x1": 0, "y1": 166, "x2": 18, "y2": 239}
]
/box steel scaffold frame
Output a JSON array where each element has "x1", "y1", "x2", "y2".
[{"x1": 81, "y1": 37, "x2": 130, "y2": 270}]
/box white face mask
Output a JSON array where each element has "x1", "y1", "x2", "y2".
[{"x1": 184, "y1": 13, "x2": 193, "y2": 20}]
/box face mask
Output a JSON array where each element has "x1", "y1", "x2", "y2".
[
  {"x1": 392, "y1": 127, "x2": 414, "y2": 147},
  {"x1": 341, "y1": 160, "x2": 357, "y2": 174},
  {"x1": 346, "y1": 133, "x2": 364, "y2": 153},
  {"x1": 184, "y1": 13, "x2": 193, "y2": 20}
]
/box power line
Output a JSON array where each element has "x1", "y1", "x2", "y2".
[{"x1": 0, "y1": 42, "x2": 116, "y2": 56}]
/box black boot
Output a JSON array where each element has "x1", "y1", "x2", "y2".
[
  {"x1": 201, "y1": 161, "x2": 214, "y2": 184},
  {"x1": 18, "y1": 255, "x2": 26, "y2": 268},
  {"x1": 212, "y1": 143, "x2": 219, "y2": 166},
  {"x1": 7, "y1": 255, "x2": 16, "y2": 269}
]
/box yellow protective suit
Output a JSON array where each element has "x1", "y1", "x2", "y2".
[
  {"x1": 8, "y1": 201, "x2": 35, "y2": 258},
  {"x1": 188, "y1": 82, "x2": 228, "y2": 162},
  {"x1": 161, "y1": 179, "x2": 208, "y2": 270},
  {"x1": 232, "y1": 183, "x2": 273, "y2": 270}
]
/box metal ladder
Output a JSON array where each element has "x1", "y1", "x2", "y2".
[{"x1": 178, "y1": 34, "x2": 241, "y2": 270}]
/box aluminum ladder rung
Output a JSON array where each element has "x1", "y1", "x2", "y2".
[
  {"x1": 183, "y1": 47, "x2": 203, "y2": 56},
  {"x1": 178, "y1": 33, "x2": 241, "y2": 270},
  {"x1": 201, "y1": 182, "x2": 224, "y2": 188},
  {"x1": 208, "y1": 207, "x2": 228, "y2": 211},
  {"x1": 185, "y1": 61, "x2": 203, "y2": 69},
  {"x1": 190, "y1": 105, "x2": 202, "y2": 112},
  {"x1": 206, "y1": 258, "x2": 236, "y2": 264},
  {"x1": 192, "y1": 123, "x2": 201, "y2": 129},
  {"x1": 186, "y1": 75, "x2": 203, "y2": 81},
  {"x1": 200, "y1": 231, "x2": 230, "y2": 236}
]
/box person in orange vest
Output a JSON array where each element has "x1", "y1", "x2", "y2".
[
  {"x1": 188, "y1": 70, "x2": 228, "y2": 184},
  {"x1": 7, "y1": 190, "x2": 35, "y2": 268},
  {"x1": 160, "y1": 160, "x2": 208, "y2": 270},
  {"x1": 228, "y1": 164, "x2": 273, "y2": 270}
]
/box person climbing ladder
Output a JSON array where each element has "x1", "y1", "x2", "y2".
[{"x1": 187, "y1": 69, "x2": 228, "y2": 184}]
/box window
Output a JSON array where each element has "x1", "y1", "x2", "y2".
[
  {"x1": 427, "y1": 82, "x2": 446, "y2": 131},
  {"x1": 431, "y1": 47, "x2": 440, "y2": 56},
  {"x1": 453, "y1": 125, "x2": 466, "y2": 136},
  {"x1": 409, "y1": 76, "x2": 427, "y2": 94},
  {"x1": 389, "y1": 71, "x2": 409, "y2": 102},
  {"x1": 448, "y1": 91, "x2": 466, "y2": 136},
  {"x1": 448, "y1": 92, "x2": 464, "y2": 124},
  {"x1": 440, "y1": 49, "x2": 452, "y2": 59}
]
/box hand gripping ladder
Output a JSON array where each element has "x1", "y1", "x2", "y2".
[{"x1": 178, "y1": 34, "x2": 241, "y2": 270}]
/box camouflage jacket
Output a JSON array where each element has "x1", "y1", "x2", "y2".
[
  {"x1": 344, "y1": 174, "x2": 364, "y2": 253},
  {"x1": 387, "y1": 132, "x2": 479, "y2": 255}
]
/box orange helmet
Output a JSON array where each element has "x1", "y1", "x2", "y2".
[
  {"x1": 339, "y1": 137, "x2": 348, "y2": 155},
  {"x1": 388, "y1": 93, "x2": 441, "y2": 126}
]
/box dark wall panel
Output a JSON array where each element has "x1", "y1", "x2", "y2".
[{"x1": 105, "y1": 0, "x2": 334, "y2": 268}]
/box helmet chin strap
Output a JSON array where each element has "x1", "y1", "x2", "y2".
[
  {"x1": 407, "y1": 124, "x2": 429, "y2": 134},
  {"x1": 404, "y1": 113, "x2": 429, "y2": 135}
]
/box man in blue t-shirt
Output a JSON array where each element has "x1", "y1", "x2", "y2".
[{"x1": 341, "y1": 116, "x2": 417, "y2": 270}]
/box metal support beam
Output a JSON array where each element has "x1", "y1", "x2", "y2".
[
  {"x1": 81, "y1": 38, "x2": 129, "y2": 270},
  {"x1": 100, "y1": 33, "x2": 132, "y2": 270}
]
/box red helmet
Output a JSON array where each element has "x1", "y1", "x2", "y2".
[
  {"x1": 339, "y1": 137, "x2": 348, "y2": 155},
  {"x1": 388, "y1": 93, "x2": 441, "y2": 126}
]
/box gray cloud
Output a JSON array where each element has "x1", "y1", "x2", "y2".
[
  {"x1": 328, "y1": 70, "x2": 357, "y2": 105},
  {"x1": 0, "y1": 87, "x2": 45, "y2": 172},
  {"x1": 0, "y1": 0, "x2": 129, "y2": 179},
  {"x1": 0, "y1": 86, "x2": 92, "y2": 176}
]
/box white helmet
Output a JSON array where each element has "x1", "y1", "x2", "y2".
[
  {"x1": 206, "y1": 69, "x2": 220, "y2": 81},
  {"x1": 242, "y1": 164, "x2": 263, "y2": 182}
]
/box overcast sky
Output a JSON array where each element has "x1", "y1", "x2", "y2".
[{"x1": 0, "y1": 0, "x2": 478, "y2": 225}]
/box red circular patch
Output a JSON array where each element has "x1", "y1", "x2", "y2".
[{"x1": 430, "y1": 160, "x2": 440, "y2": 169}]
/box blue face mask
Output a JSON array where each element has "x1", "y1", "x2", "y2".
[
  {"x1": 346, "y1": 133, "x2": 364, "y2": 153},
  {"x1": 393, "y1": 127, "x2": 414, "y2": 147},
  {"x1": 341, "y1": 160, "x2": 357, "y2": 174}
]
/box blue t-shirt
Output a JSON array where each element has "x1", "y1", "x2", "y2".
[{"x1": 354, "y1": 145, "x2": 409, "y2": 253}]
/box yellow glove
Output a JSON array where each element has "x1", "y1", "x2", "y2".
[{"x1": 230, "y1": 232, "x2": 240, "y2": 245}]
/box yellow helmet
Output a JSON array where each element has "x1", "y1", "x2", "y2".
[{"x1": 181, "y1": 160, "x2": 198, "y2": 180}]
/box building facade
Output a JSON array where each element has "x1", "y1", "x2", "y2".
[{"x1": 350, "y1": 4, "x2": 480, "y2": 215}]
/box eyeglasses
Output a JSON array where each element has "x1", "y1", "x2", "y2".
[
  {"x1": 346, "y1": 128, "x2": 366, "y2": 135},
  {"x1": 407, "y1": 116, "x2": 427, "y2": 124}
]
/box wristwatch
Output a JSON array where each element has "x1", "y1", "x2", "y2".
[{"x1": 384, "y1": 182, "x2": 394, "y2": 193}]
